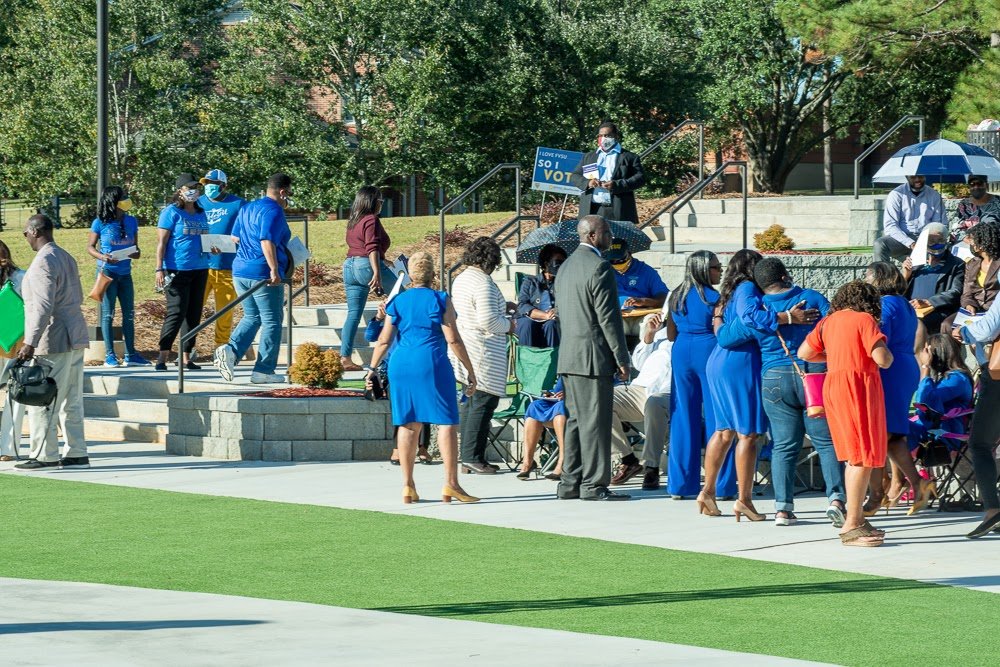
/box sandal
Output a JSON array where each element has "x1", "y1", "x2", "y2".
[
  {"x1": 860, "y1": 520, "x2": 886, "y2": 537},
  {"x1": 417, "y1": 448, "x2": 433, "y2": 465},
  {"x1": 840, "y1": 526, "x2": 884, "y2": 547}
]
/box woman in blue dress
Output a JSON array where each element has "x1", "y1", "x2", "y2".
[
  {"x1": 516, "y1": 377, "x2": 566, "y2": 480},
  {"x1": 865, "y1": 262, "x2": 933, "y2": 513},
  {"x1": 664, "y1": 251, "x2": 737, "y2": 502},
  {"x1": 366, "y1": 252, "x2": 480, "y2": 505},
  {"x1": 702, "y1": 250, "x2": 819, "y2": 521},
  {"x1": 703, "y1": 250, "x2": 770, "y2": 521}
]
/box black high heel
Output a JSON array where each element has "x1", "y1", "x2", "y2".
[
  {"x1": 967, "y1": 513, "x2": 1000, "y2": 539},
  {"x1": 516, "y1": 460, "x2": 537, "y2": 480}
]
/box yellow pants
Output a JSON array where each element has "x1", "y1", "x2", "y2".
[{"x1": 204, "y1": 269, "x2": 237, "y2": 346}]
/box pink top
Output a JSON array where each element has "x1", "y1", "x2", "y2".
[{"x1": 345, "y1": 214, "x2": 390, "y2": 259}]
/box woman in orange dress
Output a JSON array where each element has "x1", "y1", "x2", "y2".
[{"x1": 799, "y1": 281, "x2": 894, "y2": 547}]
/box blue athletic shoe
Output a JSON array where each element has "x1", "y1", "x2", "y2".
[
  {"x1": 123, "y1": 353, "x2": 152, "y2": 367},
  {"x1": 104, "y1": 354, "x2": 120, "y2": 368}
]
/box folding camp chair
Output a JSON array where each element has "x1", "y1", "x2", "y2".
[
  {"x1": 485, "y1": 345, "x2": 559, "y2": 470},
  {"x1": 909, "y1": 403, "x2": 979, "y2": 511}
]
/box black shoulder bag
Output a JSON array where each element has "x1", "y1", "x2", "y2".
[{"x1": 7, "y1": 359, "x2": 57, "y2": 408}]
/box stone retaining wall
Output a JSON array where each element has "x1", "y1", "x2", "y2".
[
  {"x1": 659, "y1": 252, "x2": 874, "y2": 300},
  {"x1": 165, "y1": 394, "x2": 394, "y2": 461}
]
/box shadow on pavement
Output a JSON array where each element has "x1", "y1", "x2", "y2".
[
  {"x1": 0, "y1": 619, "x2": 266, "y2": 635},
  {"x1": 374, "y1": 578, "x2": 936, "y2": 617}
]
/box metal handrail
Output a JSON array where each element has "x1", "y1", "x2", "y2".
[
  {"x1": 178, "y1": 278, "x2": 294, "y2": 393},
  {"x1": 853, "y1": 115, "x2": 925, "y2": 199},
  {"x1": 658, "y1": 161, "x2": 748, "y2": 253},
  {"x1": 639, "y1": 120, "x2": 705, "y2": 198},
  {"x1": 286, "y1": 213, "x2": 310, "y2": 306},
  {"x1": 438, "y1": 163, "x2": 521, "y2": 290},
  {"x1": 447, "y1": 214, "x2": 541, "y2": 285}
]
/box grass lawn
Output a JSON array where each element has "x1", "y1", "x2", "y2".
[
  {"x1": 0, "y1": 211, "x2": 513, "y2": 312},
  {"x1": 2, "y1": 475, "x2": 998, "y2": 666}
]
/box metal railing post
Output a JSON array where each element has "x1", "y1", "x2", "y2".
[
  {"x1": 286, "y1": 281, "x2": 293, "y2": 369},
  {"x1": 669, "y1": 211, "x2": 676, "y2": 254},
  {"x1": 303, "y1": 217, "x2": 310, "y2": 306},
  {"x1": 436, "y1": 163, "x2": 521, "y2": 290},
  {"x1": 698, "y1": 125, "x2": 705, "y2": 199},
  {"x1": 741, "y1": 164, "x2": 749, "y2": 249},
  {"x1": 515, "y1": 165, "x2": 522, "y2": 247},
  {"x1": 853, "y1": 114, "x2": 926, "y2": 199}
]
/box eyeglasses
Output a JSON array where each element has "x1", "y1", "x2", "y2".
[
  {"x1": 969, "y1": 181, "x2": 986, "y2": 187},
  {"x1": 597, "y1": 133, "x2": 613, "y2": 138}
]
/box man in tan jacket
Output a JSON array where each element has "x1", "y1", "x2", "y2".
[{"x1": 14, "y1": 214, "x2": 90, "y2": 470}]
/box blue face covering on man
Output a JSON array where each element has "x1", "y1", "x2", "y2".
[{"x1": 204, "y1": 184, "x2": 223, "y2": 200}]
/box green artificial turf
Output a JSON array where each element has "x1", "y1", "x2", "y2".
[{"x1": 2, "y1": 475, "x2": 997, "y2": 666}]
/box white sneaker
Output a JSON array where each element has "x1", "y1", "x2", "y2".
[
  {"x1": 251, "y1": 372, "x2": 285, "y2": 384},
  {"x1": 213, "y1": 345, "x2": 236, "y2": 382}
]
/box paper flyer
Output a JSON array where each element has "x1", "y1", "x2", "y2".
[
  {"x1": 199, "y1": 235, "x2": 237, "y2": 254},
  {"x1": 908, "y1": 228, "x2": 930, "y2": 267},
  {"x1": 109, "y1": 245, "x2": 138, "y2": 261},
  {"x1": 582, "y1": 163, "x2": 599, "y2": 179},
  {"x1": 287, "y1": 237, "x2": 311, "y2": 266}
]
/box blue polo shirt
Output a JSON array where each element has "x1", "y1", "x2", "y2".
[
  {"x1": 754, "y1": 285, "x2": 830, "y2": 372},
  {"x1": 90, "y1": 214, "x2": 139, "y2": 276},
  {"x1": 198, "y1": 193, "x2": 245, "y2": 271},
  {"x1": 232, "y1": 196, "x2": 291, "y2": 280},
  {"x1": 615, "y1": 258, "x2": 668, "y2": 306},
  {"x1": 157, "y1": 205, "x2": 209, "y2": 271}
]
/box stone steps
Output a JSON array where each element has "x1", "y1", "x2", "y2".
[{"x1": 84, "y1": 415, "x2": 169, "y2": 445}]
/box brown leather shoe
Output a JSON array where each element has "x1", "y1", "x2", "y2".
[
  {"x1": 610, "y1": 461, "x2": 643, "y2": 485},
  {"x1": 641, "y1": 466, "x2": 660, "y2": 490}
]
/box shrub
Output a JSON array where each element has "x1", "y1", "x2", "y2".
[
  {"x1": 675, "y1": 171, "x2": 723, "y2": 197},
  {"x1": 754, "y1": 224, "x2": 795, "y2": 252},
  {"x1": 424, "y1": 226, "x2": 474, "y2": 247},
  {"x1": 289, "y1": 342, "x2": 343, "y2": 389},
  {"x1": 292, "y1": 260, "x2": 340, "y2": 286}
]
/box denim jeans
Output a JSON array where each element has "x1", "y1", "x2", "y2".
[
  {"x1": 229, "y1": 276, "x2": 285, "y2": 375},
  {"x1": 762, "y1": 364, "x2": 845, "y2": 512},
  {"x1": 100, "y1": 271, "x2": 136, "y2": 357},
  {"x1": 341, "y1": 256, "x2": 394, "y2": 358}
]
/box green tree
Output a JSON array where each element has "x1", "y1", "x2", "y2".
[{"x1": 781, "y1": 0, "x2": 997, "y2": 138}]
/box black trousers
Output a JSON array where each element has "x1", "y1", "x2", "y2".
[
  {"x1": 459, "y1": 390, "x2": 500, "y2": 464},
  {"x1": 969, "y1": 367, "x2": 1000, "y2": 511},
  {"x1": 158, "y1": 269, "x2": 209, "y2": 354}
]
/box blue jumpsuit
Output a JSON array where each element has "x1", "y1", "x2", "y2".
[{"x1": 667, "y1": 288, "x2": 737, "y2": 497}]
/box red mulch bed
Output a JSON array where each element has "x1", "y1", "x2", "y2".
[{"x1": 247, "y1": 387, "x2": 365, "y2": 398}]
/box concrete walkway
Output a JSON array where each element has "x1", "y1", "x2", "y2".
[
  {"x1": 3, "y1": 443, "x2": 998, "y2": 595},
  {"x1": 0, "y1": 578, "x2": 825, "y2": 666}
]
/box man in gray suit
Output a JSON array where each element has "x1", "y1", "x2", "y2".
[
  {"x1": 555, "y1": 215, "x2": 631, "y2": 500},
  {"x1": 14, "y1": 214, "x2": 90, "y2": 470}
]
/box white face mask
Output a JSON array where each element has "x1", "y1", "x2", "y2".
[
  {"x1": 181, "y1": 189, "x2": 199, "y2": 203},
  {"x1": 600, "y1": 136, "x2": 616, "y2": 151}
]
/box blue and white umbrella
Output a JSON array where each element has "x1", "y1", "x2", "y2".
[
  {"x1": 515, "y1": 219, "x2": 650, "y2": 263},
  {"x1": 872, "y1": 139, "x2": 1000, "y2": 184}
]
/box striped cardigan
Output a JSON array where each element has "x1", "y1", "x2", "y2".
[{"x1": 449, "y1": 267, "x2": 510, "y2": 396}]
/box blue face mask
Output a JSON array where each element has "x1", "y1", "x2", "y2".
[{"x1": 204, "y1": 184, "x2": 222, "y2": 200}]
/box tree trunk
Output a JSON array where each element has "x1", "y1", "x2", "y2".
[{"x1": 823, "y1": 69, "x2": 833, "y2": 195}]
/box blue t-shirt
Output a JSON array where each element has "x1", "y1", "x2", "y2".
[
  {"x1": 755, "y1": 285, "x2": 831, "y2": 372},
  {"x1": 157, "y1": 205, "x2": 209, "y2": 271},
  {"x1": 90, "y1": 214, "x2": 139, "y2": 276},
  {"x1": 615, "y1": 259, "x2": 668, "y2": 306},
  {"x1": 231, "y1": 197, "x2": 291, "y2": 280},
  {"x1": 198, "y1": 193, "x2": 245, "y2": 271}
]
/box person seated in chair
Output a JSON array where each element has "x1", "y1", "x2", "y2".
[
  {"x1": 606, "y1": 238, "x2": 667, "y2": 310},
  {"x1": 514, "y1": 244, "x2": 566, "y2": 348},
  {"x1": 610, "y1": 311, "x2": 672, "y2": 488},
  {"x1": 516, "y1": 377, "x2": 566, "y2": 480},
  {"x1": 901, "y1": 223, "x2": 964, "y2": 334},
  {"x1": 907, "y1": 334, "x2": 974, "y2": 459}
]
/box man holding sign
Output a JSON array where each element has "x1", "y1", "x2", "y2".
[{"x1": 570, "y1": 121, "x2": 646, "y2": 225}]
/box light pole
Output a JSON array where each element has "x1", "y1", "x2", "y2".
[{"x1": 97, "y1": 0, "x2": 109, "y2": 200}]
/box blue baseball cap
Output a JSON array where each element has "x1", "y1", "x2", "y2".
[{"x1": 199, "y1": 169, "x2": 228, "y2": 184}]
